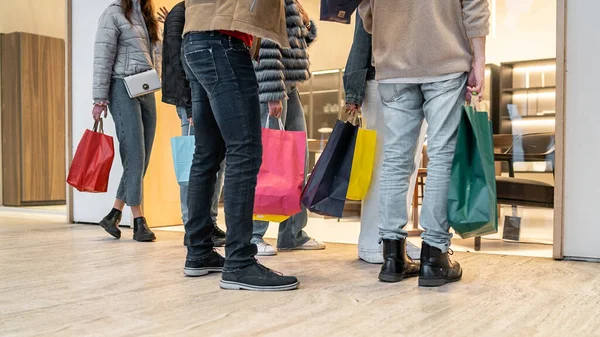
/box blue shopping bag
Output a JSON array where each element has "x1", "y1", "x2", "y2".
[
  {"x1": 320, "y1": 0, "x2": 360, "y2": 24},
  {"x1": 171, "y1": 135, "x2": 195, "y2": 186}
]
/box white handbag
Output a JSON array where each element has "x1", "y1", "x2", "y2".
[{"x1": 123, "y1": 69, "x2": 161, "y2": 98}]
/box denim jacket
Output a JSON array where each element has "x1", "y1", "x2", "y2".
[{"x1": 343, "y1": 13, "x2": 376, "y2": 106}]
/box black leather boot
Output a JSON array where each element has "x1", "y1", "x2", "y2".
[
  {"x1": 419, "y1": 241, "x2": 462, "y2": 287},
  {"x1": 133, "y1": 217, "x2": 156, "y2": 242},
  {"x1": 378, "y1": 239, "x2": 420, "y2": 283},
  {"x1": 99, "y1": 208, "x2": 122, "y2": 239}
]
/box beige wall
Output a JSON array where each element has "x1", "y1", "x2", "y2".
[
  {"x1": 302, "y1": 0, "x2": 557, "y2": 72},
  {"x1": 486, "y1": 0, "x2": 557, "y2": 64},
  {"x1": 302, "y1": 0, "x2": 355, "y2": 71},
  {"x1": 0, "y1": 0, "x2": 66, "y2": 39}
]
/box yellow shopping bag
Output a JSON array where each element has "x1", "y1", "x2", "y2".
[
  {"x1": 346, "y1": 128, "x2": 377, "y2": 201},
  {"x1": 253, "y1": 214, "x2": 291, "y2": 223}
]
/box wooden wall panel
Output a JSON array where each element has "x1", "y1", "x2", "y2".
[
  {"x1": 1, "y1": 32, "x2": 65, "y2": 206},
  {"x1": 20, "y1": 33, "x2": 66, "y2": 203},
  {"x1": 1, "y1": 33, "x2": 22, "y2": 206}
]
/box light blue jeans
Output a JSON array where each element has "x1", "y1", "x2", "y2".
[
  {"x1": 251, "y1": 87, "x2": 310, "y2": 249},
  {"x1": 176, "y1": 107, "x2": 224, "y2": 225},
  {"x1": 378, "y1": 74, "x2": 467, "y2": 253},
  {"x1": 359, "y1": 81, "x2": 426, "y2": 263}
]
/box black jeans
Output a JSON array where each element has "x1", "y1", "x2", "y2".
[{"x1": 182, "y1": 32, "x2": 261, "y2": 270}]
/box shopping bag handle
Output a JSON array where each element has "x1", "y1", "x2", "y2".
[
  {"x1": 93, "y1": 119, "x2": 105, "y2": 134},
  {"x1": 469, "y1": 92, "x2": 480, "y2": 111},
  {"x1": 265, "y1": 115, "x2": 285, "y2": 130},
  {"x1": 469, "y1": 92, "x2": 492, "y2": 120}
]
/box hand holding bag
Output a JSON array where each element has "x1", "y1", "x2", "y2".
[
  {"x1": 67, "y1": 119, "x2": 115, "y2": 193},
  {"x1": 447, "y1": 97, "x2": 498, "y2": 238}
]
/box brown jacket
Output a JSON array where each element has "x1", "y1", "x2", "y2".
[
  {"x1": 184, "y1": 0, "x2": 290, "y2": 48},
  {"x1": 359, "y1": 0, "x2": 490, "y2": 80}
]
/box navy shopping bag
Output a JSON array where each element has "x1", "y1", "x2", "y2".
[
  {"x1": 301, "y1": 120, "x2": 358, "y2": 218},
  {"x1": 320, "y1": 0, "x2": 360, "y2": 24}
]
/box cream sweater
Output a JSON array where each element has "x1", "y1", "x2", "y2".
[{"x1": 358, "y1": 0, "x2": 490, "y2": 81}]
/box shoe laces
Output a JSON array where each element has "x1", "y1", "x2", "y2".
[
  {"x1": 258, "y1": 241, "x2": 272, "y2": 248},
  {"x1": 448, "y1": 248, "x2": 454, "y2": 256},
  {"x1": 255, "y1": 260, "x2": 283, "y2": 276}
]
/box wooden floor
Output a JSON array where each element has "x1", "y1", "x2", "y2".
[{"x1": 2, "y1": 212, "x2": 600, "y2": 337}]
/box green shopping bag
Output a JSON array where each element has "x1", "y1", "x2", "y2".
[{"x1": 447, "y1": 102, "x2": 498, "y2": 239}]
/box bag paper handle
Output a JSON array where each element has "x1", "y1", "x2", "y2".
[
  {"x1": 469, "y1": 92, "x2": 492, "y2": 120},
  {"x1": 265, "y1": 115, "x2": 285, "y2": 130},
  {"x1": 470, "y1": 92, "x2": 481, "y2": 111},
  {"x1": 93, "y1": 119, "x2": 104, "y2": 134}
]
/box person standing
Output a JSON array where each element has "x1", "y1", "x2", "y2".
[
  {"x1": 343, "y1": 12, "x2": 423, "y2": 264},
  {"x1": 251, "y1": 0, "x2": 325, "y2": 257},
  {"x1": 159, "y1": 2, "x2": 226, "y2": 247},
  {"x1": 181, "y1": 0, "x2": 299, "y2": 291},
  {"x1": 92, "y1": 0, "x2": 162, "y2": 242},
  {"x1": 359, "y1": 0, "x2": 490, "y2": 286}
]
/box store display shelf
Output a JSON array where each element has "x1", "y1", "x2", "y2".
[
  {"x1": 300, "y1": 90, "x2": 339, "y2": 96},
  {"x1": 502, "y1": 115, "x2": 556, "y2": 121},
  {"x1": 502, "y1": 86, "x2": 556, "y2": 93},
  {"x1": 313, "y1": 89, "x2": 340, "y2": 95}
]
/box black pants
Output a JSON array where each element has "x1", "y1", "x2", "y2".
[{"x1": 182, "y1": 31, "x2": 261, "y2": 270}]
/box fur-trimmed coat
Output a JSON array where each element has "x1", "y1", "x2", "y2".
[{"x1": 254, "y1": 0, "x2": 317, "y2": 103}]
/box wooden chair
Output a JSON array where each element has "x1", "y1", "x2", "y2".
[
  {"x1": 475, "y1": 133, "x2": 556, "y2": 251},
  {"x1": 410, "y1": 147, "x2": 428, "y2": 236}
]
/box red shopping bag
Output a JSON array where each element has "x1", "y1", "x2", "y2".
[
  {"x1": 67, "y1": 120, "x2": 115, "y2": 193},
  {"x1": 253, "y1": 117, "x2": 306, "y2": 218}
]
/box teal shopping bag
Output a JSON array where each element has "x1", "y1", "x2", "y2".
[
  {"x1": 447, "y1": 103, "x2": 498, "y2": 238},
  {"x1": 171, "y1": 135, "x2": 195, "y2": 186}
]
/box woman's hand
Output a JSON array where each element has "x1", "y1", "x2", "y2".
[
  {"x1": 268, "y1": 101, "x2": 283, "y2": 118},
  {"x1": 295, "y1": 0, "x2": 311, "y2": 26},
  {"x1": 92, "y1": 104, "x2": 108, "y2": 121},
  {"x1": 157, "y1": 6, "x2": 169, "y2": 24},
  {"x1": 345, "y1": 103, "x2": 361, "y2": 119}
]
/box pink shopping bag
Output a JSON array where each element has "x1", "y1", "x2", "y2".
[{"x1": 253, "y1": 117, "x2": 306, "y2": 218}]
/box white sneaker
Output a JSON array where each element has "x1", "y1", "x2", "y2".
[
  {"x1": 289, "y1": 238, "x2": 326, "y2": 251},
  {"x1": 256, "y1": 242, "x2": 278, "y2": 256}
]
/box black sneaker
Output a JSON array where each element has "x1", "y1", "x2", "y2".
[
  {"x1": 184, "y1": 250, "x2": 225, "y2": 277},
  {"x1": 133, "y1": 217, "x2": 156, "y2": 242},
  {"x1": 220, "y1": 262, "x2": 299, "y2": 292},
  {"x1": 99, "y1": 208, "x2": 122, "y2": 239},
  {"x1": 212, "y1": 225, "x2": 226, "y2": 247}
]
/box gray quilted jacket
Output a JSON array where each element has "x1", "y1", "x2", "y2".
[
  {"x1": 254, "y1": 0, "x2": 317, "y2": 103},
  {"x1": 92, "y1": 0, "x2": 162, "y2": 102}
]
